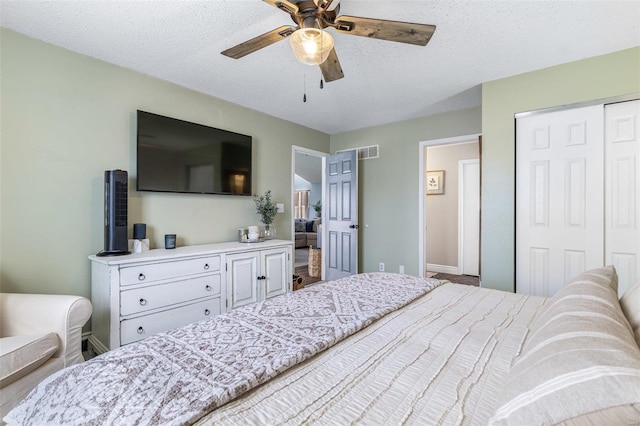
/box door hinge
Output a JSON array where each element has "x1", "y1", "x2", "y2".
[
  {"x1": 225, "y1": 299, "x2": 228, "y2": 308},
  {"x1": 225, "y1": 263, "x2": 228, "y2": 271}
]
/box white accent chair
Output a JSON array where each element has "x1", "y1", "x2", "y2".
[{"x1": 0, "y1": 293, "x2": 92, "y2": 419}]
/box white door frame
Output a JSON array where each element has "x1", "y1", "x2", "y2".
[
  {"x1": 291, "y1": 146, "x2": 329, "y2": 279},
  {"x1": 418, "y1": 134, "x2": 481, "y2": 277}
]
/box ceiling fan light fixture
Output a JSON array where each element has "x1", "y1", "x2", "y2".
[{"x1": 290, "y1": 28, "x2": 334, "y2": 66}]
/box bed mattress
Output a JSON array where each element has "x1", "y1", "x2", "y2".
[{"x1": 198, "y1": 283, "x2": 547, "y2": 425}]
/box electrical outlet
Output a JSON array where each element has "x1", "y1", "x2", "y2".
[
  {"x1": 399, "y1": 265, "x2": 405, "y2": 274},
  {"x1": 379, "y1": 262, "x2": 385, "y2": 272}
]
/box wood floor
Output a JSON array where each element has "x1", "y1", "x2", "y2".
[
  {"x1": 431, "y1": 273, "x2": 479, "y2": 287},
  {"x1": 294, "y1": 264, "x2": 322, "y2": 290}
]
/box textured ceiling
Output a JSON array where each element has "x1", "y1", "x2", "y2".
[{"x1": 1, "y1": 1, "x2": 639, "y2": 134}]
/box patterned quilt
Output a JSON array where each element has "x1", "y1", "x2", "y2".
[{"x1": 5, "y1": 273, "x2": 443, "y2": 425}]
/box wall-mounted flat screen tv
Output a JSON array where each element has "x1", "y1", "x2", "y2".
[{"x1": 136, "y1": 110, "x2": 252, "y2": 196}]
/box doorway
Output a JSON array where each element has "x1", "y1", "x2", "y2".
[
  {"x1": 291, "y1": 146, "x2": 327, "y2": 288},
  {"x1": 418, "y1": 134, "x2": 481, "y2": 285}
]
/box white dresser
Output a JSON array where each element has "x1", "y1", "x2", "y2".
[{"x1": 89, "y1": 239, "x2": 293, "y2": 353}]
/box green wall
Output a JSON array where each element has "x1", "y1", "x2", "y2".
[
  {"x1": 330, "y1": 107, "x2": 482, "y2": 276},
  {"x1": 330, "y1": 46, "x2": 639, "y2": 290},
  {"x1": 481, "y1": 46, "x2": 640, "y2": 292},
  {"x1": 0, "y1": 29, "x2": 330, "y2": 297},
  {"x1": 2, "y1": 28, "x2": 637, "y2": 300}
]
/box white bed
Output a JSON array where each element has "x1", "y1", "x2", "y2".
[{"x1": 5, "y1": 268, "x2": 640, "y2": 425}]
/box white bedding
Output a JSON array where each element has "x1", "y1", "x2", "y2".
[{"x1": 198, "y1": 283, "x2": 547, "y2": 425}]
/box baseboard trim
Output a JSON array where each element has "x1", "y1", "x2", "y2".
[
  {"x1": 88, "y1": 335, "x2": 108, "y2": 355},
  {"x1": 426, "y1": 263, "x2": 461, "y2": 275}
]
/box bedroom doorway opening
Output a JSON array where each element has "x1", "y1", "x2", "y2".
[
  {"x1": 419, "y1": 134, "x2": 481, "y2": 286},
  {"x1": 291, "y1": 146, "x2": 328, "y2": 289}
]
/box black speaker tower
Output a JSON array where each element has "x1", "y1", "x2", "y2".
[{"x1": 99, "y1": 169, "x2": 130, "y2": 256}]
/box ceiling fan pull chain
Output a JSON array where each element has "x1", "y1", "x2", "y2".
[
  {"x1": 319, "y1": 21, "x2": 325, "y2": 91},
  {"x1": 303, "y1": 74, "x2": 307, "y2": 103}
]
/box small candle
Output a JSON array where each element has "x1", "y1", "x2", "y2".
[{"x1": 165, "y1": 234, "x2": 176, "y2": 249}]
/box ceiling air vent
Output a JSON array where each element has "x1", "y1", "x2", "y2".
[{"x1": 336, "y1": 145, "x2": 380, "y2": 160}]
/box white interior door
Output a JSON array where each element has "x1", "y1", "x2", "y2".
[
  {"x1": 325, "y1": 150, "x2": 358, "y2": 281},
  {"x1": 459, "y1": 159, "x2": 480, "y2": 276},
  {"x1": 605, "y1": 99, "x2": 640, "y2": 296},
  {"x1": 516, "y1": 104, "x2": 604, "y2": 296}
]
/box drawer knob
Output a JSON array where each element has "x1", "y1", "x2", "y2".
[
  {"x1": 204, "y1": 309, "x2": 211, "y2": 316},
  {"x1": 137, "y1": 327, "x2": 144, "y2": 334},
  {"x1": 204, "y1": 263, "x2": 210, "y2": 270},
  {"x1": 139, "y1": 298, "x2": 147, "y2": 306},
  {"x1": 205, "y1": 285, "x2": 212, "y2": 291},
  {"x1": 138, "y1": 273, "x2": 146, "y2": 281}
]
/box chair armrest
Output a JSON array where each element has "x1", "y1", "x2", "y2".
[{"x1": 0, "y1": 294, "x2": 92, "y2": 367}]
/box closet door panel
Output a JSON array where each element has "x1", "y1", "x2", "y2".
[
  {"x1": 516, "y1": 105, "x2": 604, "y2": 296},
  {"x1": 605, "y1": 99, "x2": 640, "y2": 296}
]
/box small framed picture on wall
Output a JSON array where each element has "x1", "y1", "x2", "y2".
[{"x1": 426, "y1": 170, "x2": 445, "y2": 195}]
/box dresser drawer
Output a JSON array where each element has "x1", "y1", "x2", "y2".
[
  {"x1": 120, "y1": 274, "x2": 221, "y2": 316},
  {"x1": 120, "y1": 297, "x2": 221, "y2": 345},
  {"x1": 120, "y1": 256, "x2": 221, "y2": 286}
]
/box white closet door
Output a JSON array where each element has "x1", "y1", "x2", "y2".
[
  {"x1": 605, "y1": 100, "x2": 640, "y2": 296},
  {"x1": 516, "y1": 104, "x2": 604, "y2": 296}
]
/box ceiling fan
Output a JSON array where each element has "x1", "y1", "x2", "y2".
[{"x1": 221, "y1": 0, "x2": 436, "y2": 82}]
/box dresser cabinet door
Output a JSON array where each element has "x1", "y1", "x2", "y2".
[
  {"x1": 262, "y1": 248, "x2": 289, "y2": 299},
  {"x1": 120, "y1": 298, "x2": 221, "y2": 345},
  {"x1": 226, "y1": 252, "x2": 260, "y2": 309},
  {"x1": 120, "y1": 274, "x2": 222, "y2": 316}
]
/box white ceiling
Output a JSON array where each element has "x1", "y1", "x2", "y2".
[{"x1": 1, "y1": 1, "x2": 639, "y2": 134}]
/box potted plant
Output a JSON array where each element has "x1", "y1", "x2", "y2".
[
  {"x1": 312, "y1": 200, "x2": 322, "y2": 218},
  {"x1": 253, "y1": 190, "x2": 278, "y2": 239}
]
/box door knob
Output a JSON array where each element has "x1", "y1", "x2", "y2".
[{"x1": 349, "y1": 224, "x2": 360, "y2": 229}]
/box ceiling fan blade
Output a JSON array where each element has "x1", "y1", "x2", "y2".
[
  {"x1": 320, "y1": 48, "x2": 344, "y2": 82},
  {"x1": 262, "y1": 0, "x2": 299, "y2": 14},
  {"x1": 334, "y1": 16, "x2": 436, "y2": 46},
  {"x1": 221, "y1": 26, "x2": 296, "y2": 59}
]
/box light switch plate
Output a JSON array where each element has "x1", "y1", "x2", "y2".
[{"x1": 276, "y1": 203, "x2": 284, "y2": 213}]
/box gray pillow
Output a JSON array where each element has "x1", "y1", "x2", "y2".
[{"x1": 294, "y1": 220, "x2": 306, "y2": 232}]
